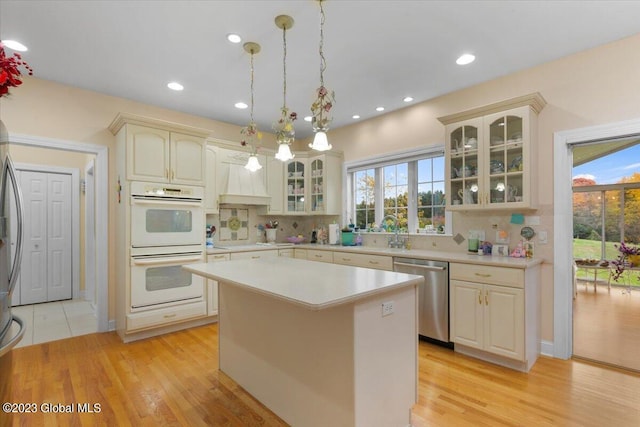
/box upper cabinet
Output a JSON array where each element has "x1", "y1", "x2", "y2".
[
  {"x1": 205, "y1": 143, "x2": 218, "y2": 214},
  {"x1": 439, "y1": 93, "x2": 546, "y2": 211},
  {"x1": 280, "y1": 151, "x2": 342, "y2": 215},
  {"x1": 109, "y1": 113, "x2": 209, "y2": 186}
]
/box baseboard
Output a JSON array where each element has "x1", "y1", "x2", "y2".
[{"x1": 540, "y1": 340, "x2": 554, "y2": 357}]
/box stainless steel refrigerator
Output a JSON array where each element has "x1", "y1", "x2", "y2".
[{"x1": 0, "y1": 123, "x2": 25, "y2": 427}]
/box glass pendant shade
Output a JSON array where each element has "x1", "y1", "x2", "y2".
[
  {"x1": 309, "y1": 131, "x2": 332, "y2": 151},
  {"x1": 244, "y1": 154, "x2": 262, "y2": 172},
  {"x1": 275, "y1": 143, "x2": 295, "y2": 161}
]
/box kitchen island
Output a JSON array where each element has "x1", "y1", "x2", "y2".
[{"x1": 184, "y1": 257, "x2": 423, "y2": 427}]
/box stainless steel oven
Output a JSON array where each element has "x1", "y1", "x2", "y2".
[
  {"x1": 130, "y1": 247, "x2": 204, "y2": 310},
  {"x1": 130, "y1": 182, "x2": 204, "y2": 248}
]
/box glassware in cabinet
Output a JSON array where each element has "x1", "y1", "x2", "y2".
[
  {"x1": 286, "y1": 160, "x2": 305, "y2": 213},
  {"x1": 310, "y1": 158, "x2": 324, "y2": 212}
]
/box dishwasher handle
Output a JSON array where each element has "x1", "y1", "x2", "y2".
[{"x1": 393, "y1": 261, "x2": 446, "y2": 272}]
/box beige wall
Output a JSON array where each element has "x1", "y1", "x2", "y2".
[{"x1": 2, "y1": 32, "x2": 640, "y2": 343}]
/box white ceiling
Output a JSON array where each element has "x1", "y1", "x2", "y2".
[{"x1": 2, "y1": 1, "x2": 640, "y2": 139}]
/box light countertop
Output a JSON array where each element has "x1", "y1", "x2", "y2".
[
  {"x1": 206, "y1": 243, "x2": 543, "y2": 269},
  {"x1": 184, "y1": 257, "x2": 423, "y2": 310}
]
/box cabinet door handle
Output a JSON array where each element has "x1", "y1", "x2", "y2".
[
  {"x1": 314, "y1": 254, "x2": 323, "y2": 258},
  {"x1": 171, "y1": 169, "x2": 175, "y2": 180},
  {"x1": 485, "y1": 293, "x2": 489, "y2": 305},
  {"x1": 475, "y1": 273, "x2": 491, "y2": 278},
  {"x1": 165, "y1": 168, "x2": 169, "y2": 179},
  {"x1": 478, "y1": 291, "x2": 482, "y2": 305}
]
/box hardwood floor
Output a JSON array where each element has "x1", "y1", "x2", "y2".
[
  {"x1": 9, "y1": 323, "x2": 640, "y2": 426},
  {"x1": 573, "y1": 282, "x2": 640, "y2": 371}
]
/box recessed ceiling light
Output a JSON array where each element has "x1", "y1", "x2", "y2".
[
  {"x1": 303, "y1": 116, "x2": 312, "y2": 122},
  {"x1": 403, "y1": 96, "x2": 414, "y2": 103},
  {"x1": 1, "y1": 39, "x2": 28, "y2": 51},
  {"x1": 352, "y1": 115, "x2": 360, "y2": 119},
  {"x1": 376, "y1": 107, "x2": 385, "y2": 112},
  {"x1": 227, "y1": 34, "x2": 242, "y2": 43},
  {"x1": 456, "y1": 53, "x2": 475, "y2": 65},
  {"x1": 235, "y1": 102, "x2": 248, "y2": 109},
  {"x1": 167, "y1": 82, "x2": 184, "y2": 91}
]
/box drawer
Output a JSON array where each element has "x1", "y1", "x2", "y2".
[
  {"x1": 230, "y1": 250, "x2": 278, "y2": 260},
  {"x1": 294, "y1": 248, "x2": 308, "y2": 259},
  {"x1": 208, "y1": 253, "x2": 230, "y2": 262},
  {"x1": 278, "y1": 248, "x2": 294, "y2": 258},
  {"x1": 127, "y1": 301, "x2": 207, "y2": 331},
  {"x1": 333, "y1": 252, "x2": 393, "y2": 271},
  {"x1": 450, "y1": 262, "x2": 524, "y2": 288},
  {"x1": 307, "y1": 249, "x2": 334, "y2": 263}
]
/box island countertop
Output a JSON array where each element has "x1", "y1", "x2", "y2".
[{"x1": 184, "y1": 257, "x2": 423, "y2": 311}]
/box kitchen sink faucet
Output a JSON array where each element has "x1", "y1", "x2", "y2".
[{"x1": 382, "y1": 214, "x2": 406, "y2": 249}]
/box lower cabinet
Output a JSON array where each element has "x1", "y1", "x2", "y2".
[
  {"x1": 306, "y1": 249, "x2": 334, "y2": 263},
  {"x1": 294, "y1": 248, "x2": 308, "y2": 259},
  {"x1": 278, "y1": 248, "x2": 294, "y2": 258},
  {"x1": 207, "y1": 253, "x2": 230, "y2": 316},
  {"x1": 333, "y1": 252, "x2": 393, "y2": 271},
  {"x1": 449, "y1": 262, "x2": 539, "y2": 372},
  {"x1": 127, "y1": 301, "x2": 207, "y2": 331},
  {"x1": 230, "y1": 250, "x2": 278, "y2": 260}
]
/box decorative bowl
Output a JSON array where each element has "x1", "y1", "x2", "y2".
[{"x1": 286, "y1": 236, "x2": 305, "y2": 244}]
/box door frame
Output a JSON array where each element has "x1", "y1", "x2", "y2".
[
  {"x1": 553, "y1": 117, "x2": 640, "y2": 359},
  {"x1": 15, "y1": 163, "x2": 80, "y2": 302},
  {"x1": 7, "y1": 133, "x2": 109, "y2": 332},
  {"x1": 84, "y1": 160, "x2": 96, "y2": 305}
]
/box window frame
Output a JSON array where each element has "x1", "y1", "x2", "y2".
[{"x1": 344, "y1": 146, "x2": 452, "y2": 235}]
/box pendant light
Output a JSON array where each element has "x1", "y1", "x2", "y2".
[
  {"x1": 240, "y1": 42, "x2": 263, "y2": 172},
  {"x1": 309, "y1": 0, "x2": 334, "y2": 152},
  {"x1": 273, "y1": 15, "x2": 296, "y2": 162}
]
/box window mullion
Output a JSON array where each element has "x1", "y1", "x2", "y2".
[
  {"x1": 375, "y1": 167, "x2": 384, "y2": 227},
  {"x1": 408, "y1": 161, "x2": 417, "y2": 233}
]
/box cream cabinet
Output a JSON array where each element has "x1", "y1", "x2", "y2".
[
  {"x1": 449, "y1": 262, "x2": 540, "y2": 372},
  {"x1": 294, "y1": 248, "x2": 308, "y2": 259},
  {"x1": 263, "y1": 156, "x2": 285, "y2": 214},
  {"x1": 278, "y1": 248, "x2": 294, "y2": 258},
  {"x1": 109, "y1": 114, "x2": 209, "y2": 186},
  {"x1": 333, "y1": 251, "x2": 393, "y2": 271},
  {"x1": 282, "y1": 151, "x2": 343, "y2": 215},
  {"x1": 306, "y1": 249, "x2": 334, "y2": 263},
  {"x1": 230, "y1": 250, "x2": 279, "y2": 260},
  {"x1": 205, "y1": 144, "x2": 218, "y2": 214},
  {"x1": 207, "y1": 253, "x2": 230, "y2": 316},
  {"x1": 439, "y1": 93, "x2": 546, "y2": 211}
]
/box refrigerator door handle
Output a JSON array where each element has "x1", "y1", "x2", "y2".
[
  {"x1": 2, "y1": 156, "x2": 24, "y2": 294},
  {"x1": 0, "y1": 316, "x2": 25, "y2": 358}
]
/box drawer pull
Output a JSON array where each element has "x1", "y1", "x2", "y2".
[
  {"x1": 475, "y1": 273, "x2": 491, "y2": 278},
  {"x1": 342, "y1": 258, "x2": 351, "y2": 262},
  {"x1": 485, "y1": 294, "x2": 489, "y2": 305},
  {"x1": 251, "y1": 256, "x2": 260, "y2": 259},
  {"x1": 163, "y1": 313, "x2": 177, "y2": 319},
  {"x1": 369, "y1": 261, "x2": 379, "y2": 265},
  {"x1": 213, "y1": 255, "x2": 226, "y2": 260},
  {"x1": 315, "y1": 254, "x2": 323, "y2": 258}
]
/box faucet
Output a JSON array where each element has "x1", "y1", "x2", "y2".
[{"x1": 382, "y1": 214, "x2": 405, "y2": 249}]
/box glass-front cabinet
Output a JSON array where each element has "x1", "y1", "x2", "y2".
[
  {"x1": 286, "y1": 160, "x2": 306, "y2": 213},
  {"x1": 310, "y1": 158, "x2": 324, "y2": 213},
  {"x1": 441, "y1": 94, "x2": 546, "y2": 211}
]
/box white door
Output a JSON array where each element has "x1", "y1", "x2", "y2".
[
  {"x1": 46, "y1": 173, "x2": 72, "y2": 301},
  {"x1": 19, "y1": 170, "x2": 72, "y2": 304}
]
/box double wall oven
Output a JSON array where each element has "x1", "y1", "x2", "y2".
[{"x1": 129, "y1": 182, "x2": 204, "y2": 311}]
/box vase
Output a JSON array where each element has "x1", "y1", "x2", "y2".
[{"x1": 266, "y1": 228, "x2": 276, "y2": 244}]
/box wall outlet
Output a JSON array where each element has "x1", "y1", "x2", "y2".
[
  {"x1": 382, "y1": 301, "x2": 394, "y2": 317},
  {"x1": 539, "y1": 230, "x2": 548, "y2": 244}
]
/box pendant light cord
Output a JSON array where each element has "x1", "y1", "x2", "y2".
[
  {"x1": 282, "y1": 25, "x2": 287, "y2": 110},
  {"x1": 319, "y1": 0, "x2": 326, "y2": 88},
  {"x1": 250, "y1": 50, "x2": 255, "y2": 124}
]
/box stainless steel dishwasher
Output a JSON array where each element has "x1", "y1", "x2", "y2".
[{"x1": 394, "y1": 258, "x2": 451, "y2": 346}]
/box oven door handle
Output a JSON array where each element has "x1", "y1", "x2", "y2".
[
  {"x1": 131, "y1": 198, "x2": 202, "y2": 207},
  {"x1": 132, "y1": 255, "x2": 203, "y2": 265}
]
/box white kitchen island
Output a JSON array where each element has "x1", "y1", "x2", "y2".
[{"x1": 184, "y1": 257, "x2": 423, "y2": 427}]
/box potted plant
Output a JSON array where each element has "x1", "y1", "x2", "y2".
[{"x1": 610, "y1": 242, "x2": 640, "y2": 282}]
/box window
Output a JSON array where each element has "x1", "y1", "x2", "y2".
[
  {"x1": 354, "y1": 168, "x2": 375, "y2": 230},
  {"x1": 346, "y1": 147, "x2": 449, "y2": 234}
]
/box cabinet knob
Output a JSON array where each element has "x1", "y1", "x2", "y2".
[{"x1": 478, "y1": 291, "x2": 482, "y2": 305}]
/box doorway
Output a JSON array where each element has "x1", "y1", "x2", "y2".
[
  {"x1": 553, "y1": 117, "x2": 640, "y2": 362},
  {"x1": 570, "y1": 140, "x2": 640, "y2": 371},
  {"x1": 11, "y1": 166, "x2": 76, "y2": 305},
  {"x1": 6, "y1": 133, "x2": 108, "y2": 333}
]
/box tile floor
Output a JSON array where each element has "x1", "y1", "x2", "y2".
[{"x1": 11, "y1": 299, "x2": 97, "y2": 348}]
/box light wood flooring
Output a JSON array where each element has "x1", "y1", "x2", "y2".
[
  {"x1": 9, "y1": 323, "x2": 640, "y2": 426},
  {"x1": 573, "y1": 282, "x2": 640, "y2": 371}
]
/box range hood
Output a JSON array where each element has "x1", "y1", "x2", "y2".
[{"x1": 218, "y1": 163, "x2": 270, "y2": 206}]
